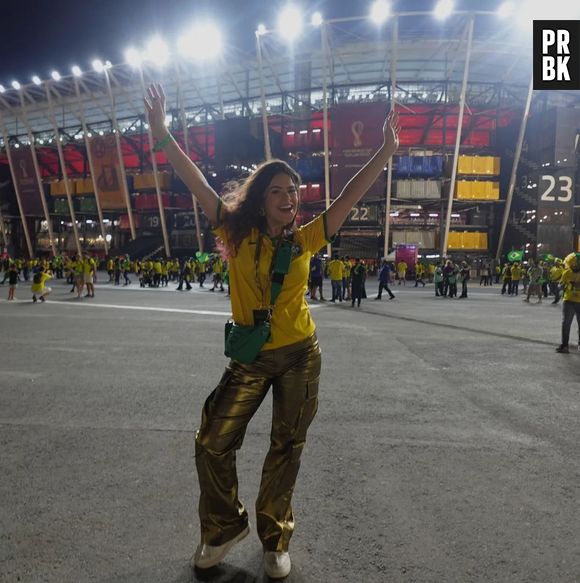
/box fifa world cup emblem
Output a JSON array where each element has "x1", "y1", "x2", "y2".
[{"x1": 351, "y1": 121, "x2": 364, "y2": 147}]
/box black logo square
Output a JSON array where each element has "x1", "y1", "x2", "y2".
[{"x1": 533, "y1": 20, "x2": 580, "y2": 90}]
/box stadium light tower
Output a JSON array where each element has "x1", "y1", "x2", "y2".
[
  {"x1": 370, "y1": 1, "x2": 391, "y2": 24},
  {"x1": 278, "y1": 4, "x2": 303, "y2": 41},
  {"x1": 144, "y1": 36, "x2": 170, "y2": 67},
  {"x1": 71, "y1": 65, "x2": 82, "y2": 77},
  {"x1": 311, "y1": 12, "x2": 323, "y2": 27},
  {"x1": 256, "y1": 23, "x2": 267, "y2": 36},
  {"x1": 32, "y1": 75, "x2": 42, "y2": 86},
  {"x1": 124, "y1": 48, "x2": 143, "y2": 69},
  {"x1": 0, "y1": 84, "x2": 5, "y2": 93},
  {"x1": 178, "y1": 22, "x2": 223, "y2": 60},
  {"x1": 434, "y1": 0, "x2": 454, "y2": 20},
  {"x1": 92, "y1": 59, "x2": 105, "y2": 73},
  {"x1": 51, "y1": 70, "x2": 61, "y2": 81},
  {"x1": 11, "y1": 80, "x2": 21, "y2": 90}
]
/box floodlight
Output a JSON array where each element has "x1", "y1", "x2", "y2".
[
  {"x1": 11, "y1": 80, "x2": 21, "y2": 90},
  {"x1": 144, "y1": 36, "x2": 170, "y2": 67},
  {"x1": 256, "y1": 23, "x2": 267, "y2": 36},
  {"x1": 71, "y1": 65, "x2": 82, "y2": 77},
  {"x1": 51, "y1": 70, "x2": 61, "y2": 81},
  {"x1": 0, "y1": 84, "x2": 5, "y2": 93},
  {"x1": 178, "y1": 22, "x2": 223, "y2": 60},
  {"x1": 14, "y1": 143, "x2": 20, "y2": 149},
  {"x1": 32, "y1": 75, "x2": 42, "y2": 85},
  {"x1": 104, "y1": 60, "x2": 113, "y2": 70},
  {"x1": 278, "y1": 5, "x2": 303, "y2": 41},
  {"x1": 311, "y1": 12, "x2": 323, "y2": 26},
  {"x1": 124, "y1": 48, "x2": 143, "y2": 68},
  {"x1": 434, "y1": 0, "x2": 454, "y2": 20},
  {"x1": 370, "y1": 1, "x2": 390, "y2": 24},
  {"x1": 497, "y1": 1, "x2": 515, "y2": 18},
  {"x1": 92, "y1": 59, "x2": 105, "y2": 73}
]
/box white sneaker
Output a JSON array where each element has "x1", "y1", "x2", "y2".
[
  {"x1": 192, "y1": 526, "x2": 249, "y2": 569},
  {"x1": 264, "y1": 551, "x2": 292, "y2": 579}
]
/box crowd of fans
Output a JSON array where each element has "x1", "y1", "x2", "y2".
[{"x1": 1, "y1": 250, "x2": 578, "y2": 353}]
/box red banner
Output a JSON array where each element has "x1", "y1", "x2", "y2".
[
  {"x1": 331, "y1": 103, "x2": 388, "y2": 201},
  {"x1": 89, "y1": 135, "x2": 126, "y2": 210},
  {"x1": 10, "y1": 147, "x2": 44, "y2": 216}
]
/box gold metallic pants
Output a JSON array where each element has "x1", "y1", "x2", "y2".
[{"x1": 195, "y1": 334, "x2": 321, "y2": 552}]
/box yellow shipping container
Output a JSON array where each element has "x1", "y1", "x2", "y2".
[
  {"x1": 448, "y1": 231, "x2": 488, "y2": 249},
  {"x1": 456, "y1": 181, "x2": 473, "y2": 199},
  {"x1": 75, "y1": 178, "x2": 94, "y2": 194},
  {"x1": 133, "y1": 172, "x2": 171, "y2": 190},
  {"x1": 49, "y1": 180, "x2": 77, "y2": 196},
  {"x1": 457, "y1": 156, "x2": 500, "y2": 176},
  {"x1": 457, "y1": 156, "x2": 474, "y2": 175}
]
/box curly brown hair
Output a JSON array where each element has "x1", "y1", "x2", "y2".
[{"x1": 218, "y1": 159, "x2": 301, "y2": 255}]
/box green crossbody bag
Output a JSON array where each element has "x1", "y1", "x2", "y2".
[{"x1": 224, "y1": 235, "x2": 293, "y2": 364}]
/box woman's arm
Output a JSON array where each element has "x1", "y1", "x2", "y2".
[
  {"x1": 145, "y1": 84, "x2": 221, "y2": 226},
  {"x1": 325, "y1": 111, "x2": 400, "y2": 238}
]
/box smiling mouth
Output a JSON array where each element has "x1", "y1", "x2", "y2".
[{"x1": 279, "y1": 205, "x2": 294, "y2": 212}]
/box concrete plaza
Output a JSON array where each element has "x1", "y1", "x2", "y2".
[{"x1": 0, "y1": 275, "x2": 579, "y2": 582}]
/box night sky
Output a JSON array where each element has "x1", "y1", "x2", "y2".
[{"x1": 1, "y1": 0, "x2": 493, "y2": 85}]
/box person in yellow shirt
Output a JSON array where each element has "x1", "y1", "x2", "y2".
[
  {"x1": 549, "y1": 260, "x2": 563, "y2": 305},
  {"x1": 83, "y1": 256, "x2": 96, "y2": 298},
  {"x1": 327, "y1": 254, "x2": 344, "y2": 302},
  {"x1": 510, "y1": 262, "x2": 523, "y2": 296},
  {"x1": 397, "y1": 260, "x2": 408, "y2": 285},
  {"x1": 414, "y1": 262, "x2": 425, "y2": 287},
  {"x1": 106, "y1": 257, "x2": 114, "y2": 282},
  {"x1": 145, "y1": 82, "x2": 399, "y2": 578},
  {"x1": 31, "y1": 267, "x2": 53, "y2": 302},
  {"x1": 556, "y1": 252, "x2": 580, "y2": 353},
  {"x1": 210, "y1": 255, "x2": 225, "y2": 292}
]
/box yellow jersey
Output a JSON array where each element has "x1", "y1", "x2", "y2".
[
  {"x1": 214, "y1": 213, "x2": 330, "y2": 350},
  {"x1": 561, "y1": 269, "x2": 580, "y2": 303},
  {"x1": 327, "y1": 259, "x2": 344, "y2": 281}
]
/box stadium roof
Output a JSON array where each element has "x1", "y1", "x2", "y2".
[{"x1": 0, "y1": 10, "x2": 578, "y2": 143}]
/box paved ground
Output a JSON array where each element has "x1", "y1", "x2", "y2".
[{"x1": 0, "y1": 275, "x2": 579, "y2": 583}]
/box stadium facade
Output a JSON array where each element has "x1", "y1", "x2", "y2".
[{"x1": 0, "y1": 8, "x2": 578, "y2": 261}]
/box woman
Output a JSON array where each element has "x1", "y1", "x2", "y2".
[
  {"x1": 145, "y1": 83, "x2": 399, "y2": 579},
  {"x1": 351, "y1": 258, "x2": 367, "y2": 307}
]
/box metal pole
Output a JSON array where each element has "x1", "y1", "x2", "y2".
[
  {"x1": 495, "y1": 73, "x2": 534, "y2": 261},
  {"x1": 384, "y1": 16, "x2": 398, "y2": 260},
  {"x1": 256, "y1": 32, "x2": 272, "y2": 160},
  {"x1": 175, "y1": 62, "x2": 204, "y2": 253},
  {"x1": 442, "y1": 14, "x2": 474, "y2": 256},
  {"x1": 73, "y1": 77, "x2": 109, "y2": 255},
  {"x1": 321, "y1": 23, "x2": 332, "y2": 258},
  {"x1": 102, "y1": 68, "x2": 136, "y2": 240},
  {"x1": 138, "y1": 68, "x2": 171, "y2": 257},
  {"x1": 0, "y1": 114, "x2": 34, "y2": 257},
  {"x1": 44, "y1": 83, "x2": 83, "y2": 257},
  {"x1": 16, "y1": 93, "x2": 57, "y2": 256}
]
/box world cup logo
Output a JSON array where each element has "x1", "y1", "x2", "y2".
[{"x1": 351, "y1": 121, "x2": 364, "y2": 147}]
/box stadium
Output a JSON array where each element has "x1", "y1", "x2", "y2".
[{"x1": 1, "y1": 0, "x2": 578, "y2": 266}]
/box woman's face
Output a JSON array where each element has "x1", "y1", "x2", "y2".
[{"x1": 263, "y1": 172, "x2": 299, "y2": 231}]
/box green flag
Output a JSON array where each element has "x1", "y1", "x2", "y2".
[
  {"x1": 196, "y1": 251, "x2": 209, "y2": 263},
  {"x1": 507, "y1": 250, "x2": 524, "y2": 263}
]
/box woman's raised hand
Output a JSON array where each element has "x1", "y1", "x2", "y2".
[
  {"x1": 144, "y1": 83, "x2": 168, "y2": 140},
  {"x1": 383, "y1": 110, "x2": 400, "y2": 154}
]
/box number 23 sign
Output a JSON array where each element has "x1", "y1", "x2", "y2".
[{"x1": 539, "y1": 171, "x2": 573, "y2": 203}]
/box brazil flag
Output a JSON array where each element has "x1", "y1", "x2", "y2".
[{"x1": 507, "y1": 250, "x2": 524, "y2": 262}]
